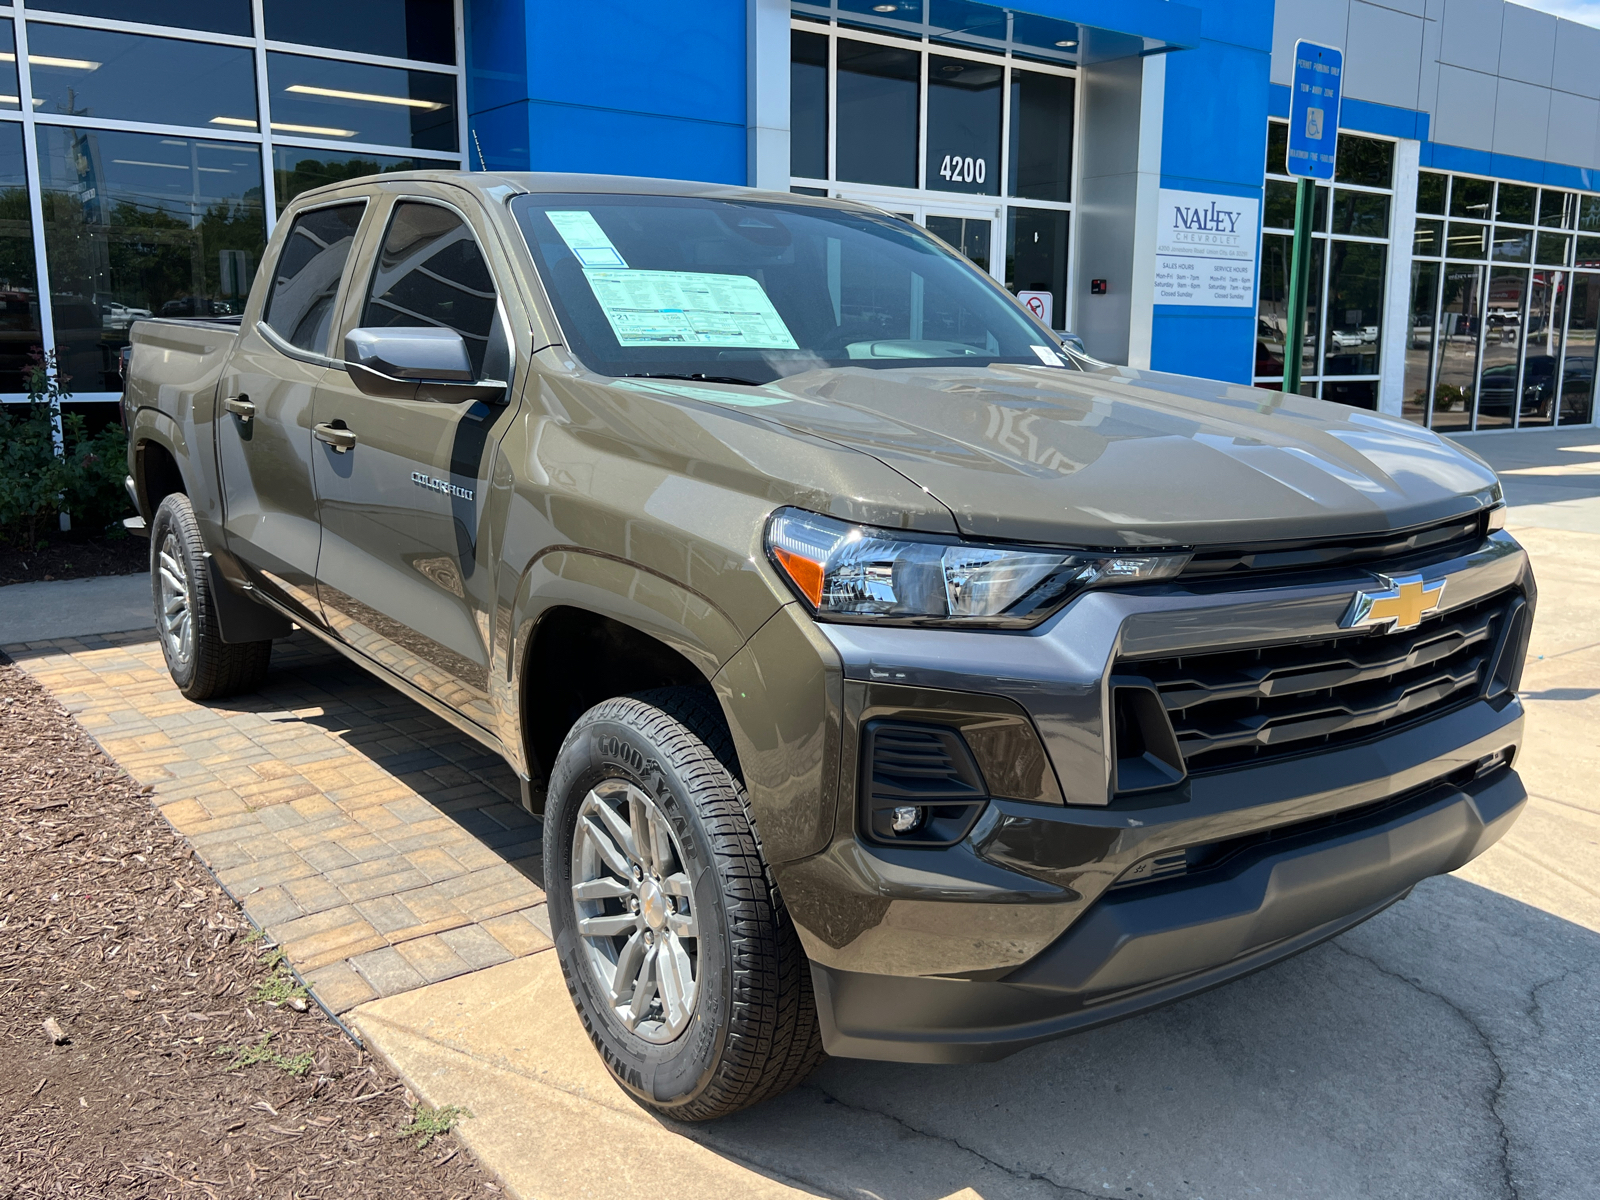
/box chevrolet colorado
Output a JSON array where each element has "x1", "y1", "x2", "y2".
[{"x1": 123, "y1": 172, "x2": 1533, "y2": 1120}]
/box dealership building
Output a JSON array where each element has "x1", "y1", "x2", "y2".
[{"x1": 3, "y1": 0, "x2": 1597, "y2": 435}]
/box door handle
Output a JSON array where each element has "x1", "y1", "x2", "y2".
[
  {"x1": 223, "y1": 395, "x2": 255, "y2": 420},
  {"x1": 313, "y1": 422, "x2": 357, "y2": 452}
]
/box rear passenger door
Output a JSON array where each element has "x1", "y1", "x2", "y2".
[
  {"x1": 309, "y1": 188, "x2": 518, "y2": 729},
  {"x1": 216, "y1": 198, "x2": 368, "y2": 623}
]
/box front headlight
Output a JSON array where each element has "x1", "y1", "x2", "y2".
[{"x1": 765, "y1": 508, "x2": 1190, "y2": 627}]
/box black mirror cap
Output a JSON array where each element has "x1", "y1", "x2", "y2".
[{"x1": 345, "y1": 326, "x2": 474, "y2": 382}]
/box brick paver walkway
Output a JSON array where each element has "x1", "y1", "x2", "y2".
[{"x1": 4, "y1": 629, "x2": 550, "y2": 1014}]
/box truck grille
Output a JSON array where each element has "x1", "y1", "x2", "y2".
[{"x1": 1122, "y1": 590, "x2": 1518, "y2": 773}]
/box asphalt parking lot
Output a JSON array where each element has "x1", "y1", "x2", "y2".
[{"x1": 5, "y1": 426, "x2": 1597, "y2": 1200}]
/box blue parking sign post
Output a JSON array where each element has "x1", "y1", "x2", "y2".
[{"x1": 1283, "y1": 40, "x2": 1343, "y2": 397}]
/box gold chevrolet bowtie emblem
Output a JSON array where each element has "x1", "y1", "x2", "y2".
[{"x1": 1342, "y1": 573, "x2": 1447, "y2": 633}]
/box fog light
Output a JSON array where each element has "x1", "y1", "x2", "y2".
[{"x1": 890, "y1": 805, "x2": 923, "y2": 834}]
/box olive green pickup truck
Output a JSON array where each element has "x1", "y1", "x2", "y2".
[{"x1": 123, "y1": 172, "x2": 1534, "y2": 1120}]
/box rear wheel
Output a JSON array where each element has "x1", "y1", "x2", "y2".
[
  {"x1": 150, "y1": 494, "x2": 272, "y2": 701},
  {"x1": 544, "y1": 688, "x2": 823, "y2": 1120}
]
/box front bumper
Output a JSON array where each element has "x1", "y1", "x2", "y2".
[
  {"x1": 760, "y1": 531, "x2": 1533, "y2": 1061},
  {"x1": 808, "y1": 764, "x2": 1523, "y2": 1062}
]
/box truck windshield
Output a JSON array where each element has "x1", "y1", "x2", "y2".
[{"x1": 510, "y1": 193, "x2": 1065, "y2": 385}]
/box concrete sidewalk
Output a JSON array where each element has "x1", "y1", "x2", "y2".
[
  {"x1": 0, "y1": 573, "x2": 153, "y2": 643},
  {"x1": 5, "y1": 431, "x2": 1598, "y2": 1200}
]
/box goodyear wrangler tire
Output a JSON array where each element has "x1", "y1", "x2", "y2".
[
  {"x1": 544, "y1": 687, "x2": 823, "y2": 1120},
  {"x1": 150, "y1": 494, "x2": 272, "y2": 701}
]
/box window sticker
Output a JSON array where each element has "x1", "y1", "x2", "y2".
[
  {"x1": 582, "y1": 269, "x2": 800, "y2": 349},
  {"x1": 547, "y1": 210, "x2": 629, "y2": 268}
]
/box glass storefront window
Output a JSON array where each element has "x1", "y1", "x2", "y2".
[
  {"x1": 1403, "y1": 260, "x2": 1438, "y2": 426},
  {"x1": 1432, "y1": 263, "x2": 1483, "y2": 432},
  {"x1": 1005, "y1": 207, "x2": 1067, "y2": 328},
  {"x1": 272, "y1": 148, "x2": 453, "y2": 209},
  {"x1": 1414, "y1": 219, "x2": 1443, "y2": 257},
  {"x1": 835, "y1": 39, "x2": 919, "y2": 188},
  {"x1": 1492, "y1": 228, "x2": 1533, "y2": 263},
  {"x1": 1257, "y1": 230, "x2": 1323, "y2": 382},
  {"x1": 1447, "y1": 222, "x2": 1487, "y2": 260},
  {"x1": 1324, "y1": 241, "x2": 1384, "y2": 376},
  {"x1": 926, "y1": 55, "x2": 1000, "y2": 195},
  {"x1": 790, "y1": 30, "x2": 828, "y2": 180},
  {"x1": 0, "y1": 121, "x2": 39, "y2": 393},
  {"x1": 1581, "y1": 197, "x2": 1600, "y2": 233},
  {"x1": 1330, "y1": 189, "x2": 1387, "y2": 237},
  {"x1": 37, "y1": 126, "x2": 266, "y2": 391},
  {"x1": 1263, "y1": 180, "x2": 1327, "y2": 231},
  {"x1": 1537, "y1": 233, "x2": 1571, "y2": 267},
  {"x1": 1539, "y1": 189, "x2": 1575, "y2": 229},
  {"x1": 266, "y1": 52, "x2": 457, "y2": 152},
  {"x1": 1334, "y1": 134, "x2": 1392, "y2": 189},
  {"x1": 27, "y1": 23, "x2": 257, "y2": 130},
  {"x1": 1008, "y1": 68, "x2": 1073, "y2": 201},
  {"x1": 925, "y1": 213, "x2": 990, "y2": 272},
  {"x1": 263, "y1": 0, "x2": 455, "y2": 66},
  {"x1": 1578, "y1": 235, "x2": 1600, "y2": 268},
  {"x1": 1451, "y1": 177, "x2": 1492, "y2": 220},
  {"x1": 1516, "y1": 270, "x2": 1565, "y2": 428},
  {"x1": 1477, "y1": 266, "x2": 1528, "y2": 428},
  {"x1": 31, "y1": 0, "x2": 252, "y2": 37},
  {"x1": 0, "y1": 20, "x2": 16, "y2": 112},
  {"x1": 1496, "y1": 183, "x2": 1536, "y2": 226},
  {"x1": 1417, "y1": 172, "x2": 1447, "y2": 215},
  {"x1": 1563, "y1": 273, "x2": 1598, "y2": 423},
  {"x1": 1266, "y1": 121, "x2": 1287, "y2": 176}
]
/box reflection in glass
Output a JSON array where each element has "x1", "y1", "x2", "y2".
[
  {"x1": 0, "y1": 121, "x2": 39, "y2": 393},
  {"x1": 835, "y1": 39, "x2": 918, "y2": 188},
  {"x1": 37, "y1": 127, "x2": 265, "y2": 391},
  {"x1": 1333, "y1": 135, "x2": 1392, "y2": 189},
  {"x1": 1431, "y1": 263, "x2": 1482, "y2": 431},
  {"x1": 1257, "y1": 231, "x2": 1321, "y2": 380},
  {"x1": 790, "y1": 30, "x2": 828, "y2": 180},
  {"x1": 1417, "y1": 172, "x2": 1447, "y2": 215},
  {"x1": 1536, "y1": 233, "x2": 1570, "y2": 267},
  {"x1": 264, "y1": 0, "x2": 454, "y2": 65},
  {"x1": 1496, "y1": 183, "x2": 1536, "y2": 226},
  {"x1": 1414, "y1": 219, "x2": 1443, "y2": 257},
  {"x1": 1266, "y1": 121, "x2": 1287, "y2": 176},
  {"x1": 925, "y1": 213, "x2": 990, "y2": 273},
  {"x1": 27, "y1": 23, "x2": 256, "y2": 129},
  {"x1": 1477, "y1": 267, "x2": 1527, "y2": 427},
  {"x1": 1006, "y1": 207, "x2": 1067, "y2": 329},
  {"x1": 1577, "y1": 236, "x2": 1600, "y2": 268},
  {"x1": 1403, "y1": 260, "x2": 1438, "y2": 426},
  {"x1": 0, "y1": 21, "x2": 17, "y2": 111},
  {"x1": 1582, "y1": 197, "x2": 1600, "y2": 233},
  {"x1": 29, "y1": 0, "x2": 251, "y2": 36},
  {"x1": 928, "y1": 0, "x2": 1008, "y2": 45},
  {"x1": 1447, "y1": 222, "x2": 1487, "y2": 260},
  {"x1": 1007, "y1": 69, "x2": 1073, "y2": 202},
  {"x1": 1515, "y1": 271, "x2": 1565, "y2": 427},
  {"x1": 926, "y1": 56, "x2": 1000, "y2": 195},
  {"x1": 261, "y1": 203, "x2": 364, "y2": 353},
  {"x1": 1563, "y1": 273, "x2": 1598, "y2": 424},
  {"x1": 1322, "y1": 380, "x2": 1376, "y2": 409},
  {"x1": 1329, "y1": 189, "x2": 1388, "y2": 237},
  {"x1": 1539, "y1": 189, "x2": 1575, "y2": 229},
  {"x1": 272, "y1": 148, "x2": 452, "y2": 209},
  {"x1": 1264, "y1": 179, "x2": 1296, "y2": 229},
  {"x1": 1492, "y1": 228, "x2": 1532, "y2": 263},
  {"x1": 266, "y1": 52, "x2": 457, "y2": 152},
  {"x1": 1323, "y1": 241, "x2": 1383, "y2": 376},
  {"x1": 1451, "y1": 177, "x2": 1491, "y2": 220},
  {"x1": 363, "y1": 202, "x2": 497, "y2": 376}
]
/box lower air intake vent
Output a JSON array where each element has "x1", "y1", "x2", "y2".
[{"x1": 860, "y1": 721, "x2": 988, "y2": 846}]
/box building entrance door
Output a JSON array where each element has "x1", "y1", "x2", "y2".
[{"x1": 834, "y1": 189, "x2": 1002, "y2": 282}]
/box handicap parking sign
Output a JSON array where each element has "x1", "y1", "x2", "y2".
[{"x1": 1288, "y1": 40, "x2": 1342, "y2": 181}]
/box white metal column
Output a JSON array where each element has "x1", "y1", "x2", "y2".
[{"x1": 1378, "y1": 138, "x2": 1420, "y2": 417}]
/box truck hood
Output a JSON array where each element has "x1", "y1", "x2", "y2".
[{"x1": 739, "y1": 363, "x2": 1500, "y2": 547}]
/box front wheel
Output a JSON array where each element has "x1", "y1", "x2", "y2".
[
  {"x1": 150, "y1": 493, "x2": 272, "y2": 701},
  {"x1": 544, "y1": 689, "x2": 822, "y2": 1120}
]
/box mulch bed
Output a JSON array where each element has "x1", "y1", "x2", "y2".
[
  {"x1": 1, "y1": 535, "x2": 149, "y2": 586},
  {"x1": 0, "y1": 655, "x2": 499, "y2": 1199}
]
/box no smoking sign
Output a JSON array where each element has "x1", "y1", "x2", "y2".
[{"x1": 1018, "y1": 290, "x2": 1052, "y2": 328}]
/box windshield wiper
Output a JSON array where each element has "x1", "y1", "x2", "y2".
[{"x1": 625, "y1": 372, "x2": 762, "y2": 387}]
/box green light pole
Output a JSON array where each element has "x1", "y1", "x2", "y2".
[{"x1": 1281, "y1": 177, "x2": 1316, "y2": 397}]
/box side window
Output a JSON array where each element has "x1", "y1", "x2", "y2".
[
  {"x1": 361, "y1": 201, "x2": 498, "y2": 377},
  {"x1": 262, "y1": 202, "x2": 365, "y2": 353}
]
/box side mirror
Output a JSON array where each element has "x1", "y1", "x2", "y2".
[{"x1": 343, "y1": 326, "x2": 506, "y2": 402}]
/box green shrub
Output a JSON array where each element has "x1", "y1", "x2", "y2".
[{"x1": 0, "y1": 352, "x2": 130, "y2": 548}]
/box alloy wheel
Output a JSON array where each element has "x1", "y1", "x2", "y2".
[
  {"x1": 570, "y1": 779, "x2": 698, "y2": 1044},
  {"x1": 156, "y1": 532, "x2": 195, "y2": 668}
]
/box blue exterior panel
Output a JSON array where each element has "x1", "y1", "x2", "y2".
[
  {"x1": 465, "y1": 0, "x2": 746, "y2": 184},
  {"x1": 1151, "y1": 0, "x2": 1274, "y2": 383}
]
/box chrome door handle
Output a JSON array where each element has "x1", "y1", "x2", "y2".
[
  {"x1": 313, "y1": 423, "x2": 357, "y2": 452},
  {"x1": 223, "y1": 395, "x2": 255, "y2": 420}
]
